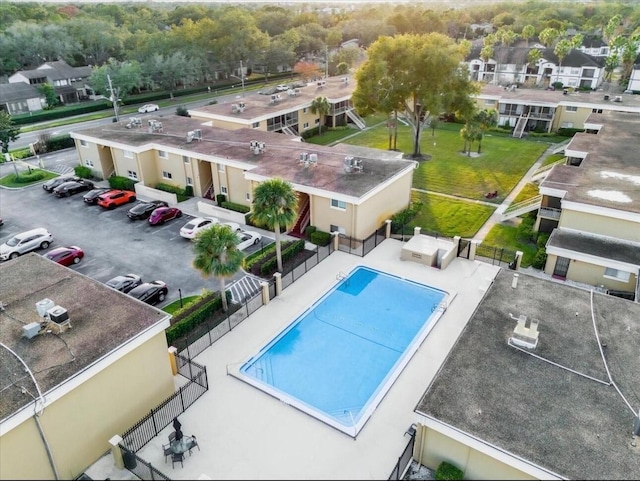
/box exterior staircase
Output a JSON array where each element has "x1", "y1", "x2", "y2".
[
  {"x1": 512, "y1": 114, "x2": 529, "y2": 138},
  {"x1": 282, "y1": 125, "x2": 298, "y2": 136},
  {"x1": 501, "y1": 195, "x2": 542, "y2": 221},
  {"x1": 530, "y1": 158, "x2": 566, "y2": 182},
  {"x1": 289, "y1": 196, "x2": 310, "y2": 238},
  {"x1": 346, "y1": 109, "x2": 366, "y2": 130},
  {"x1": 203, "y1": 182, "x2": 215, "y2": 200}
]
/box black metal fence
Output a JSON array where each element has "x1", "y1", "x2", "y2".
[
  {"x1": 336, "y1": 224, "x2": 387, "y2": 257},
  {"x1": 119, "y1": 445, "x2": 171, "y2": 481},
  {"x1": 280, "y1": 241, "x2": 334, "y2": 289},
  {"x1": 474, "y1": 243, "x2": 517, "y2": 268},
  {"x1": 388, "y1": 434, "x2": 416, "y2": 480},
  {"x1": 120, "y1": 358, "x2": 208, "y2": 453}
]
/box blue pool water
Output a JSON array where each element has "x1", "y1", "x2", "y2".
[{"x1": 238, "y1": 266, "x2": 447, "y2": 436}]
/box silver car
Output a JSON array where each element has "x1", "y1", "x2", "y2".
[{"x1": 0, "y1": 228, "x2": 53, "y2": 261}]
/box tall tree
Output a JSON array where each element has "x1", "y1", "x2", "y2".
[
  {"x1": 539, "y1": 27, "x2": 561, "y2": 48},
  {"x1": 352, "y1": 33, "x2": 477, "y2": 159},
  {"x1": 472, "y1": 109, "x2": 498, "y2": 153},
  {"x1": 192, "y1": 224, "x2": 244, "y2": 312},
  {"x1": 250, "y1": 178, "x2": 298, "y2": 273},
  {"x1": 554, "y1": 38, "x2": 573, "y2": 85},
  {"x1": 521, "y1": 25, "x2": 535, "y2": 46},
  {"x1": 310, "y1": 96, "x2": 330, "y2": 135},
  {"x1": 0, "y1": 111, "x2": 20, "y2": 154}
]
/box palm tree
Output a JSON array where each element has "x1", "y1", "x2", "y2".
[
  {"x1": 473, "y1": 109, "x2": 498, "y2": 153},
  {"x1": 251, "y1": 178, "x2": 298, "y2": 273},
  {"x1": 192, "y1": 224, "x2": 244, "y2": 312},
  {"x1": 310, "y1": 96, "x2": 330, "y2": 135}
]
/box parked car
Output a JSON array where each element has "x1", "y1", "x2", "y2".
[
  {"x1": 106, "y1": 273, "x2": 143, "y2": 293},
  {"x1": 138, "y1": 103, "x2": 159, "y2": 113},
  {"x1": 44, "y1": 246, "x2": 84, "y2": 266},
  {"x1": 0, "y1": 227, "x2": 53, "y2": 261},
  {"x1": 276, "y1": 84, "x2": 289, "y2": 91},
  {"x1": 148, "y1": 207, "x2": 182, "y2": 226},
  {"x1": 221, "y1": 221, "x2": 241, "y2": 232},
  {"x1": 53, "y1": 180, "x2": 95, "y2": 197},
  {"x1": 179, "y1": 217, "x2": 219, "y2": 239},
  {"x1": 237, "y1": 230, "x2": 262, "y2": 251},
  {"x1": 128, "y1": 280, "x2": 168, "y2": 305},
  {"x1": 83, "y1": 187, "x2": 111, "y2": 205},
  {"x1": 97, "y1": 190, "x2": 137, "y2": 209},
  {"x1": 42, "y1": 176, "x2": 81, "y2": 193},
  {"x1": 127, "y1": 200, "x2": 169, "y2": 220}
]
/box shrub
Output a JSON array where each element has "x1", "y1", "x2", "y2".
[
  {"x1": 435, "y1": 461, "x2": 464, "y2": 480},
  {"x1": 176, "y1": 105, "x2": 191, "y2": 117},
  {"x1": 216, "y1": 194, "x2": 227, "y2": 205},
  {"x1": 516, "y1": 215, "x2": 536, "y2": 242},
  {"x1": 259, "y1": 239, "x2": 305, "y2": 275},
  {"x1": 310, "y1": 230, "x2": 332, "y2": 246},
  {"x1": 221, "y1": 201, "x2": 250, "y2": 214},
  {"x1": 166, "y1": 290, "x2": 231, "y2": 344},
  {"x1": 304, "y1": 225, "x2": 317, "y2": 239},
  {"x1": 536, "y1": 232, "x2": 550, "y2": 248},
  {"x1": 184, "y1": 185, "x2": 193, "y2": 197},
  {"x1": 74, "y1": 165, "x2": 93, "y2": 179},
  {"x1": 301, "y1": 127, "x2": 320, "y2": 139},
  {"x1": 552, "y1": 81, "x2": 564, "y2": 90},
  {"x1": 108, "y1": 175, "x2": 138, "y2": 191},
  {"x1": 12, "y1": 170, "x2": 46, "y2": 183},
  {"x1": 391, "y1": 201, "x2": 423, "y2": 233},
  {"x1": 45, "y1": 135, "x2": 74, "y2": 151},
  {"x1": 532, "y1": 248, "x2": 548, "y2": 269},
  {"x1": 557, "y1": 127, "x2": 584, "y2": 137}
]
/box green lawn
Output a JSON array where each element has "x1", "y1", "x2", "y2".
[
  {"x1": 342, "y1": 122, "x2": 550, "y2": 203},
  {"x1": 162, "y1": 296, "x2": 200, "y2": 314},
  {"x1": 511, "y1": 182, "x2": 540, "y2": 204},
  {"x1": 410, "y1": 191, "x2": 495, "y2": 238},
  {"x1": 542, "y1": 153, "x2": 565, "y2": 167},
  {"x1": 0, "y1": 169, "x2": 58, "y2": 188},
  {"x1": 482, "y1": 224, "x2": 538, "y2": 268}
]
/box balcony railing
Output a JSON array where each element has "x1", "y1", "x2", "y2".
[{"x1": 539, "y1": 206, "x2": 561, "y2": 220}]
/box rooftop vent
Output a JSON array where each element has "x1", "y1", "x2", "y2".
[
  {"x1": 270, "y1": 94, "x2": 281, "y2": 104},
  {"x1": 603, "y1": 94, "x2": 610, "y2": 101},
  {"x1": 344, "y1": 156, "x2": 363, "y2": 173},
  {"x1": 317, "y1": 80, "x2": 326, "y2": 88},
  {"x1": 342, "y1": 77, "x2": 349, "y2": 84},
  {"x1": 250, "y1": 140, "x2": 266, "y2": 154},
  {"x1": 148, "y1": 120, "x2": 163, "y2": 133},
  {"x1": 193, "y1": 129, "x2": 202, "y2": 140},
  {"x1": 508, "y1": 313, "x2": 539, "y2": 349},
  {"x1": 231, "y1": 102, "x2": 245, "y2": 113},
  {"x1": 613, "y1": 95, "x2": 622, "y2": 102},
  {"x1": 125, "y1": 117, "x2": 142, "y2": 129}
]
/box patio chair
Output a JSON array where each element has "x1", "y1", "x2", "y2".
[
  {"x1": 188, "y1": 435, "x2": 200, "y2": 455},
  {"x1": 162, "y1": 443, "x2": 172, "y2": 463},
  {"x1": 168, "y1": 431, "x2": 176, "y2": 443},
  {"x1": 171, "y1": 452, "x2": 184, "y2": 468}
]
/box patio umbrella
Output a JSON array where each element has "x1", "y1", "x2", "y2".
[{"x1": 173, "y1": 416, "x2": 182, "y2": 432}]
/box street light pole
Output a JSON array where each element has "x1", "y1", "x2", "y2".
[{"x1": 240, "y1": 60, "x2": 245, "y2": 97}]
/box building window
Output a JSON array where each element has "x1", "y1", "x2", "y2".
[
  {"x1": 303, "y1": 107, "x2": 308, "y2": 113},
  {"x1": 252, "y1": 122, "x2": 260, "y2": 128},
  {"x1": 315, "y1": 118, "x2": 320, "y2": 125},
  {"x1": 566, "y1": 106, "x2": 577, "y2": 112},
  {"x1": 80, "y1": 139, "x2": 87, "y2": 147},
  {"x1": 84, "y1": 159, "x2": 94, "y2": 167},
  {"x1": 245, "y1": 192, "x2": 251, "y2": 201},
  {"x1": 604, "y1": 268, "x2": 630, "y2": 282},
  {"x1": 183, "y1": 155, "x2": 190, "y2": 164},
  {"x1": 127, "y1": 170, "x2": 138, "y2": 180},
  {"x1": 484, "y1": 99, "x2": 496, "y2": 105},
  {"x1": 592, "y1": 108, "x2": 603, "y2": 114},
  {"x1": 303, "y1": 122, "x2": 309, "y2": 129},
  {"x1": 218, "y1": 163, "x2": 225, "y2": 172},
  {"x1": 124, "y1": 150, "x2": 133, "y2": 159},
  {"x1": 561, "y1": 122, "x2": 574, "y2": 128},
  {"x1": 221, "y1": 186, "x2": 228, "y2": 194},
  {"x1": 158, "y1": 150, "x2": 168, "y2": 159},
  {"x1": 330, "y1": 225, "x2": 346, "y2": 235},
  {"x1": 186, "y1": 176, "x2": 193, "y2": 186},
  {"x1": 330, "y1": 199, "x2": 346, "y2": 210},
  {"x1": 162, "y1": 171, "x2": 173, "y2": 180}
]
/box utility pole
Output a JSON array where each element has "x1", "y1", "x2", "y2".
[
  {"x1": 240, "y1": 60, "x2": 245, "y2": 97},
  {"x1": 107, "y1": 74, "x2": 120, "y2": 122},
  {"x1": 325, "y1": 45, "x2": 328, "y2": 79}
]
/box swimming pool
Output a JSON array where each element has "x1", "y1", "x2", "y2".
[{"x1": 237, "y1": 266, "x2": 448, "y2": 437}]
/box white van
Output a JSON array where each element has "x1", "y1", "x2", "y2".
[{"x1": 0, "y1": 228, "x2": 53, "y2": 261}]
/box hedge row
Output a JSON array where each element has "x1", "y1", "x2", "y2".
[
  {"x1": 11, "y1": 101, "x2": 112, "y2": 125},
  {"x1": 435, "y1": 461, "x2": 464, "y2": 480},
  {"x1": 166, "y1": 290, "x2": 230, "y2": 344},
  {"x1": 11, "y1": 170, "x2": 47, "y2": 183},
  {"x1": 310, "y1": 230, "x2": 332, "y2": 246},
  {"x1": 108, "y1": 175, "x2": 138, "y2": 191},
  {"x1": 221, "y1": 200, "x2": 250, "y2": 214},
  {"x1": 259, "y1": 239, "x2": 305, "y2": 276}
]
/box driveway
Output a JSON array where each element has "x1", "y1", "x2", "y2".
[{"x1": 0, "y1": 181, "x2": 273, "y2": 308}]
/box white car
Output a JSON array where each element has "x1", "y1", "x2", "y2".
[
  {"x1": 276, "y1": 84, "x2": 289, "y2": 92},
  {"x1": 138, "y1": 103, "x2": 159, "y2": 113},
  {"x1": 179, "y1": 217, "x2": 219, "y2": 239},
  {"x1": 221, "y1": 221, "x2": 241, "y2": 232},
  {"x1": 237, "y1": 230, "x2": 262, "y2": 251},
  {"x1": 0, "y1": 227, "x2": 53, "y2": 261}
]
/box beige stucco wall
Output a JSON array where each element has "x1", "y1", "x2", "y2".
[
  {"x1": 75, "y1": 140, "x2": 114, "y2": 180},
  {"x1": 544, "y1": 254, "x2": 637, "y2": 292},
  {"x1": 552, "y1": 106, "x2": 592, "y2": 130},
  {"x1": 137, "y1": 150, "x2": 158, "y2": 186},
  {"x1": 559, "y1": 209, "x2": 640, "y2": 242},
  {"x1": 0, "y1": 332, "x2": 175, "y2": 480},
  {"x1": 311, "y1": 196, "x2": 354, "y2": 236},
  {"x1": 156, "y1": 152, "x2": 187, "y2": 188},
  {"x1": 415, "y1": 425, "x2": 537, "y2": 480},
  {"x1": 226, "y1": 166, "x2": 252, "y2": 205}
]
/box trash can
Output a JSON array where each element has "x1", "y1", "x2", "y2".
[{"x1": 123, "y1": 451, "x2": 137, "y2": 470}]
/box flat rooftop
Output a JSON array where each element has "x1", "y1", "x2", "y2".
[
  {"x1": 0, "y1": 253, "x2": 168, "y2": 422},
  {"x1": 542, "y1": 111, "x2": 640, "y2": 214},
  {"x1": 416, "y1": 268, "x2": 640, "y2": 479},
  {"x1": 72, "y1": 116, "x2": 414, "y2": 200},
  {"x1": 547, "y1": 227, "x2": 640, "y2": 267},
  {"x1": 189, "y1": 75, "x2": 355, "y2": 123}
]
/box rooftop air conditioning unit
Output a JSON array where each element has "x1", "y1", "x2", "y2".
[
  {"x1": 36, "y1": 298, "x2": 56, "y2": 318},
  {"x1": 308, "y1": 153, "x2": 318, "y2": 165},
  {"x1": 317, "y1": 80, "x2": 326, "y2": 88},
  {"x1": 257, "y1": 142, "x2": 266, "y2": 152},
  {"x1": 250, "y1": 140, "x2": 258, "y2": 150},
  {"x1": 231, "y1": 103, "x2": 239, "y2": 113},
  {"x1": 23, "y1": 322, "x2": 42, "y2": 340},
  {"x1": 193, "y1": 129, "x2": 202, "y2": 140},
  {"x1": 613, "y1": 95, "x2": 622, "y2": 102},
  {"x1": 342, "y1": 77, "x2": 349, "y2": 84},
  {"x1": 603, "y1": 94, "x2": 610, "y2": 101},
  {"x1": 352, "y1": 158, "x2": 363, "y2": 172},
  {"x1": 344, "y1": 156, "x2": 354, "y2": 173},
  {"x1": 300, "y1": 152, "x2": 308, "y2": 163},
  {"x1": 293, "y1": 88, "x2": 301, "y2": 96},
  {"x1": 186, "y1": 131, "x2": 195, "y2": 143},
  {"x1": 47, "y1": 306, "x2": 69, "y2": 324}
]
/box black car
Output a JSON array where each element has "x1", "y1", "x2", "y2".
[
  {"x1": 83, "y1": 187, "x2": 112, "y2": 205},
  {"x1": 43, "y1": 176, "x2": 81, "y2": 193},
  {"x1": 105, "y1": 273, "x2": 143, "y2": 293},
  {"x1": 127, "y1": 200, "x2": 169, "y2": 220},
  {"x1": 53, "y1": 180, "x2": 95, "y2": 197},
  {"x1": 128, "y1": 280, "x2": 168, "y2": 305}
]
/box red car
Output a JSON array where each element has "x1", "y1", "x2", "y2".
[
  {"x1": 44, "y1": 246, "x2": 84, "y2": 266},
  {"x1": 148, "y1": 207, "x2": 183, "y2": 225},
  {"x1": 97, "y1": 189, "x2": 137, "y2": 209}
]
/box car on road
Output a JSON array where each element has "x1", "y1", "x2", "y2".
[
  {"x1": 128, "y1": 280, "x2": 168, "y2": 305},
  {"x1": 44, "y1": 246, "x2": 84, "y2": 266},
  {"x1": 97, "y1": 190, "x2": 137, "y2": 209},
  {"x1": 237, "y1": 230, "x2": 262, "y2": 251},
  {"x1": 106, "y1": 273, "x2": 143, "y2": 293},
  {"x1": 42, "y1": 176, "x2": 81, "y2": 193},
  {"x1": 0, "y1": 227, "x2": 53, "y2": 261},
  {"x1": 83, "y1": 187, "x2": 111, "y2": 205},
  {"x1": 179, "y1": 216, "x2": 219, "y2": 239},
  {"x1": 148, "y1": 206, "x2": 182, "y2": 226},
  {"x1": 127, "y1": 200, "x2": 169, "y2": 220},
  {"x1": 138, "y1": 103, "x2": 159, "y2": 113},
  {"x1": 53, "y1": 180, "x2": 95, "y2": 197},
  {"x1": 276, "y1": 84, "x2": 289, "y2": 91}
]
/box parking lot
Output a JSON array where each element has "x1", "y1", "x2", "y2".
[{"x1": 0, "y1": 180, "x2": 274, "y2": 308}]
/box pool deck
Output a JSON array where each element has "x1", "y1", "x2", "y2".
[{"x1": 88, "y1": 238, "x2": 500, "y2": 480}]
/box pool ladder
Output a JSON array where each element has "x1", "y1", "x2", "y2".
[{"x1": 336, "y1": 271, "x2": 350, "y2": 286}]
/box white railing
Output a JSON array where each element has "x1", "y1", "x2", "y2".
[
  {"x1": 539, "y1": 206, "x2": 561, "y2": 220},
  {"x1": 501, "y1": 195, "x2": 542, "y2": 221},
  {"x1": 531, "y1": 158, "x2": 566, "y2": 181},
  {"x1": 512, "y1": 115, "x2": 528, "y2": 138},
  {"x1": 346, "y1": 109, "x2": 366, "y2": 130}
]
